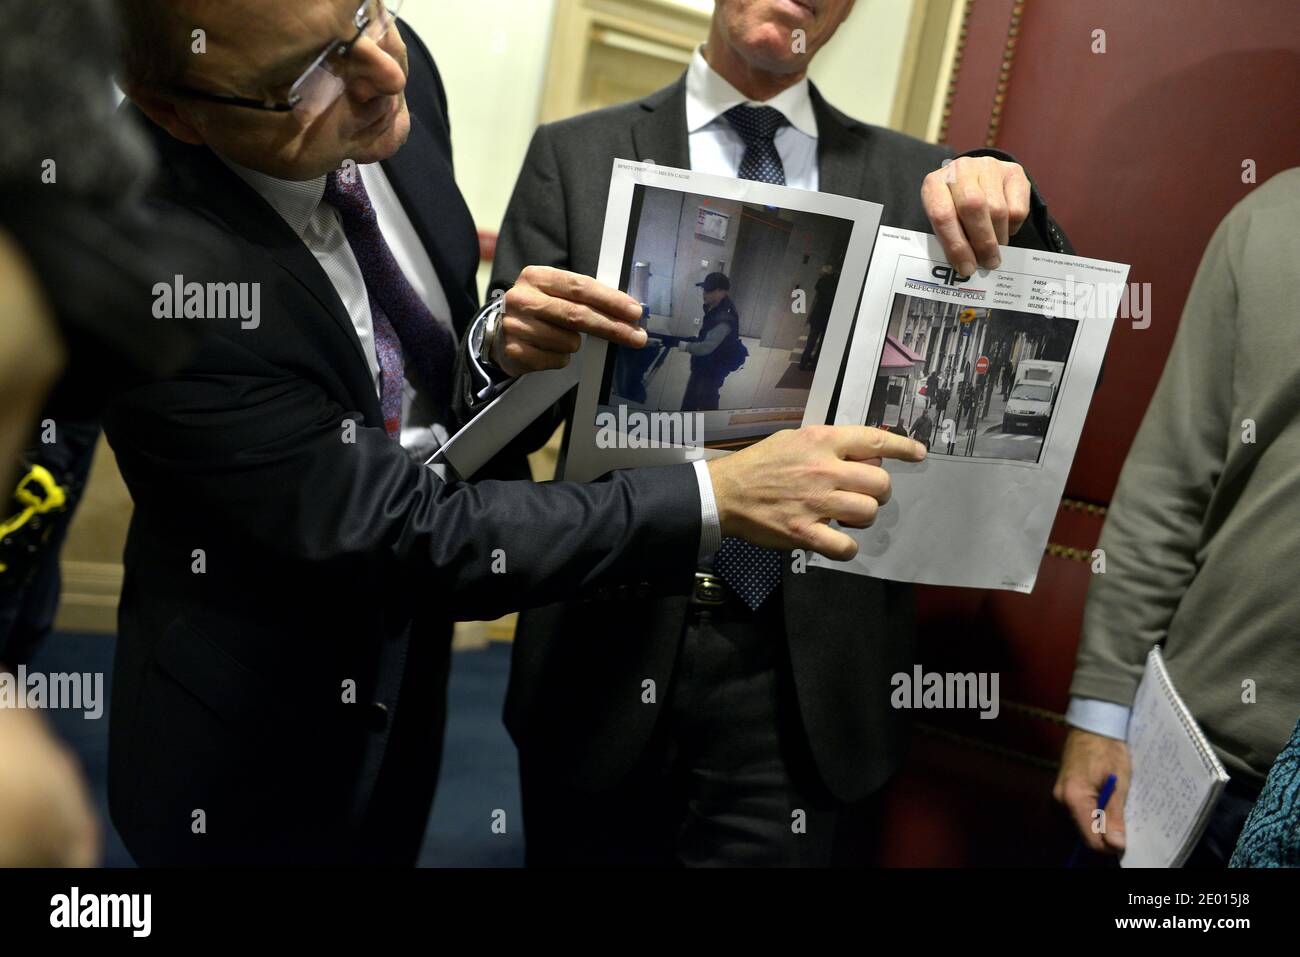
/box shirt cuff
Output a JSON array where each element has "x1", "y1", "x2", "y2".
[
  {"x1": 466, "y1": 307, "x2": 514, "y2": 401},
  {"x1": 692, "y1": 458, "x2": 722, "y2": 563},
  {"x1": 1065, "y1": 696, "x2": 1131, "y2": 741}
]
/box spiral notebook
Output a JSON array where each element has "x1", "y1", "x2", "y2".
[{"x1": 1121, "y1": 647, "x2": 1231, "y2": 868}]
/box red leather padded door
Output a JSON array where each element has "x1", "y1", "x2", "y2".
[{"x1": 882, "y1": 0, "x2": 1300, "y2": 866}]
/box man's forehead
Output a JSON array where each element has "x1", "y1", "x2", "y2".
[
  {"x1": 182, "y1": 0, "x2": 360, "y2": 33},
  {"x1": 180, "y1": 0, "x2": 359, "y2": 80}
]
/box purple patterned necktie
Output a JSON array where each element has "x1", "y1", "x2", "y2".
[
  {"x1": 712, "y1": 105, "x2": 791, "y2": 611},
  {"x1": 324, "y1": 168, "x2": 455, "y2": 438}
]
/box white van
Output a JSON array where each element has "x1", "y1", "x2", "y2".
[{"x1": 1002, "y1": 359, "x2": 1063, "y2": 434}]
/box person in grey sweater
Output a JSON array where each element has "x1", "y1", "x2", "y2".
[{"x1": 1054, "y1": 167, "x2": 1300, "y2": 866}]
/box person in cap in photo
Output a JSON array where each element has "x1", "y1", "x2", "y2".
[{"x1": 679, "y1": 272, "x2": 748, "y2": 411}]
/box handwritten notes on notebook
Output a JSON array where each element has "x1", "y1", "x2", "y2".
[{"x1": 1122, "y1": 647, "x2": 1230, "y2": 868}]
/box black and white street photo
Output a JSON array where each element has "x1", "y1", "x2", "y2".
[{"x1": 865, "y1": 293, "x2": 1079, "y2": 464}]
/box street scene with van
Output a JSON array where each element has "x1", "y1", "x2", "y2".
[{"x1": 866, "y1": 294, "x2": 1077, "y2": 464}]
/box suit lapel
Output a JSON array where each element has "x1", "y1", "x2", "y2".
[
  {"x1": 139, "y1": 115, "x2": 380, "y2": 418},
  {"x1": 214, "y1": 170, "x2": 382, "y2": 416},
  {"x1": 631, "y1": 77, "x2": 691, "y2": 168},
  {"x1": 381, "y1": 110, "x2": 480, "y2": 333},
  {"x1": 784, "y1": 85, "x2": 871, "y2": 627},
  {"x1": 157, "y1": 128, "x2": 379, "y2": 382},
  {"x1": 234, "y1": 192, "x2": 363, "y2": 359},
  {"x1": 228, "y1": 186, "x2": 387, "y2": 424},
  {"x1": 810, "y1": 83, "x2": 868, "y2": 200}
]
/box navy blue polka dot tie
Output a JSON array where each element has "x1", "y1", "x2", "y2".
[
  {"x1": 712, "y1": 105, "x2": 790, "y2": 610},
  {"x1": 723, "y1": 104, "x2": 789, "y2": 187}
]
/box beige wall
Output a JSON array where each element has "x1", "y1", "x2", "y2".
[
  {"x1": 808, "y1": 0, "x2": 916, "y2": 127},
  {"x1": 55, "y1": 437, "x2": 128, "y2": 634},
  {"x1": 402, "y1": 1, "x2": 558, "y2": 246}
]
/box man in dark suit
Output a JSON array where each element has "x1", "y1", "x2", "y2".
[
  {"x1": 493, "y1": 0, "x2": 1074, "y2": 865},
  {"x1": 105, "y1": 0, "x2": 914, "y2": 865}
]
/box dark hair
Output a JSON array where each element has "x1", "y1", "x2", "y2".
[
  {"x1": 113, "y1": 0, "x2": 192, "y2": 89},
  {"x1": 0, "y1": 0, "x2": 154, "y2": 204}
]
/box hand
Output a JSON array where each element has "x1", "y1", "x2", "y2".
[
  {"x1": 496, "y1": 266, "x2": 647, "y2": 377},
  {"x1": 921, "y1": 155, "x2": 1031, "y2": 276},
  {"x1": 0, "y1": 705, "x2": 99, "y2": 867},
  {"x1": 707, "y1": 424, "x2": 926, "y2": 560},
  {"x1": 1053, "y1": 728, "x2": 1131, "y2": 854}
]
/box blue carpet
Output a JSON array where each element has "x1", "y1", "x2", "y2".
[
  {"x1": 420, "y1": 641, "x2": 524, "y2": 867},
  {"x1": 28, "y1": 633, "x2": 523, "y2": 867}
]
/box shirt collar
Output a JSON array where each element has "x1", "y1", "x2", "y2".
[
  {"x1": 220, "y1": 156, "x2": 329, "y2": 239},
  {"x1": 684, "y1": 44, "x2": 818, "y2": 140}
]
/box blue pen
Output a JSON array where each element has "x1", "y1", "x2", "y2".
[{"x1": 1068, "y1": 772, "x2": 1119, "y2": 867}]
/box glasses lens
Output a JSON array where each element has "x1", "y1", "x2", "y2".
[
  {"x1": 365, "y1": 0, "x2": 403, "y2": 40},
  {"x1": 292, "y1": 0, "x2": 404, "y2": 122},
  {"x1": 292, "y1": 64, "x2": 346, "y2": 122}
]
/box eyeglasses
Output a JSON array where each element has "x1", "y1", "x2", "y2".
[{"x1": 168, "y1": 0, "x2": 405, "y2": 122}]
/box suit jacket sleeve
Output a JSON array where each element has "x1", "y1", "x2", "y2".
[{"x1": 104, "y1": 332, "x2": 701, "y2": 622}]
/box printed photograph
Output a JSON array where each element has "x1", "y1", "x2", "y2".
[
  {"x1": 864, "y1": 293, "x2": 1079, "y2": 464},
  {"x1": 598, "y1": 183, "x2": 856, "y2": 449}
]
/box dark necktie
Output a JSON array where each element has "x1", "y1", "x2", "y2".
[
  {"x1": 723, "y1": 104, "x2": 790, "y2": 187},
  {"x1": 712, "y1": 105, "x2": 791, "y2": 610},
  {"x1": 324, "y1": 169, "x2": 455, "y2": 438}
]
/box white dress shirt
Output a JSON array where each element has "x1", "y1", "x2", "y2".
[
  {"x1": 1065, "y1": 698, "x2": 1131, "y2": 741},
  {"x1": 223, "y1": 159, "x2": 453, "y2": 461},
  {"x1": 680, "y1": 46, "x2": 821, "y2": 560},
  {"x1": 684, "y1": 45, "x2": 819, "y2": 191}
]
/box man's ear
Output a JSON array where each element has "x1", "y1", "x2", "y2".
[{"x1": 126, "y1": 85, "x2": 205, "y2": 146}]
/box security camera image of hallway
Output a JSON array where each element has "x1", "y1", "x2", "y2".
[{"x1": 607, "y1": 185, "x2": 854, "y2": 450}]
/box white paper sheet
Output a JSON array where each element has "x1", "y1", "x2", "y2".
[
  {"x1": 811, "y1": 226, "x2": 1129, "y2": 592},
  {"x1": 562, "y1": 159, "x2": 883, "y2": 482},
  {"x1": 431, "y1": 363, "x2": 577, "y2": 481},
  {"x1": 1121, "y1": 648, "x2": 1230, "y2": 868}
]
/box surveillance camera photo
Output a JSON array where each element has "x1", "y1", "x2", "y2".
[
  {"x1": 597, "y1": 183, "x2": 856, "y2": 450},
  {"x1": 865, "y1": 293, "x2": 1079, "y2": 464}
]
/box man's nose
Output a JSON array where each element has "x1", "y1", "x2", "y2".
[{"x1": 344, "y1": 36, "x2": 406, "y2": 101}]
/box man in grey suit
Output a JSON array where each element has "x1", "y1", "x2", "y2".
[{"x1": 493, "y1": 0, "x2": 1074, "y2": 865}]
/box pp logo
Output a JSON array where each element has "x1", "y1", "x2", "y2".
[{"x1": 931, "y1": 265, "x2": 971, "y2": 287}]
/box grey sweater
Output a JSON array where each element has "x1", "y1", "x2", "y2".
[{"x1": 1070, "y1": 168, "x2": 1300, "y2": 784}]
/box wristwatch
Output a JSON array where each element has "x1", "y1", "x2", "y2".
[{"x1": 471, "y1": 295, "x2": 507, "y2": 370}]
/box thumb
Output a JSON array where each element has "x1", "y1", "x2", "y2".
[{"x1": 1103, "y1": 773, "x2": 1129, "y2": 851}]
